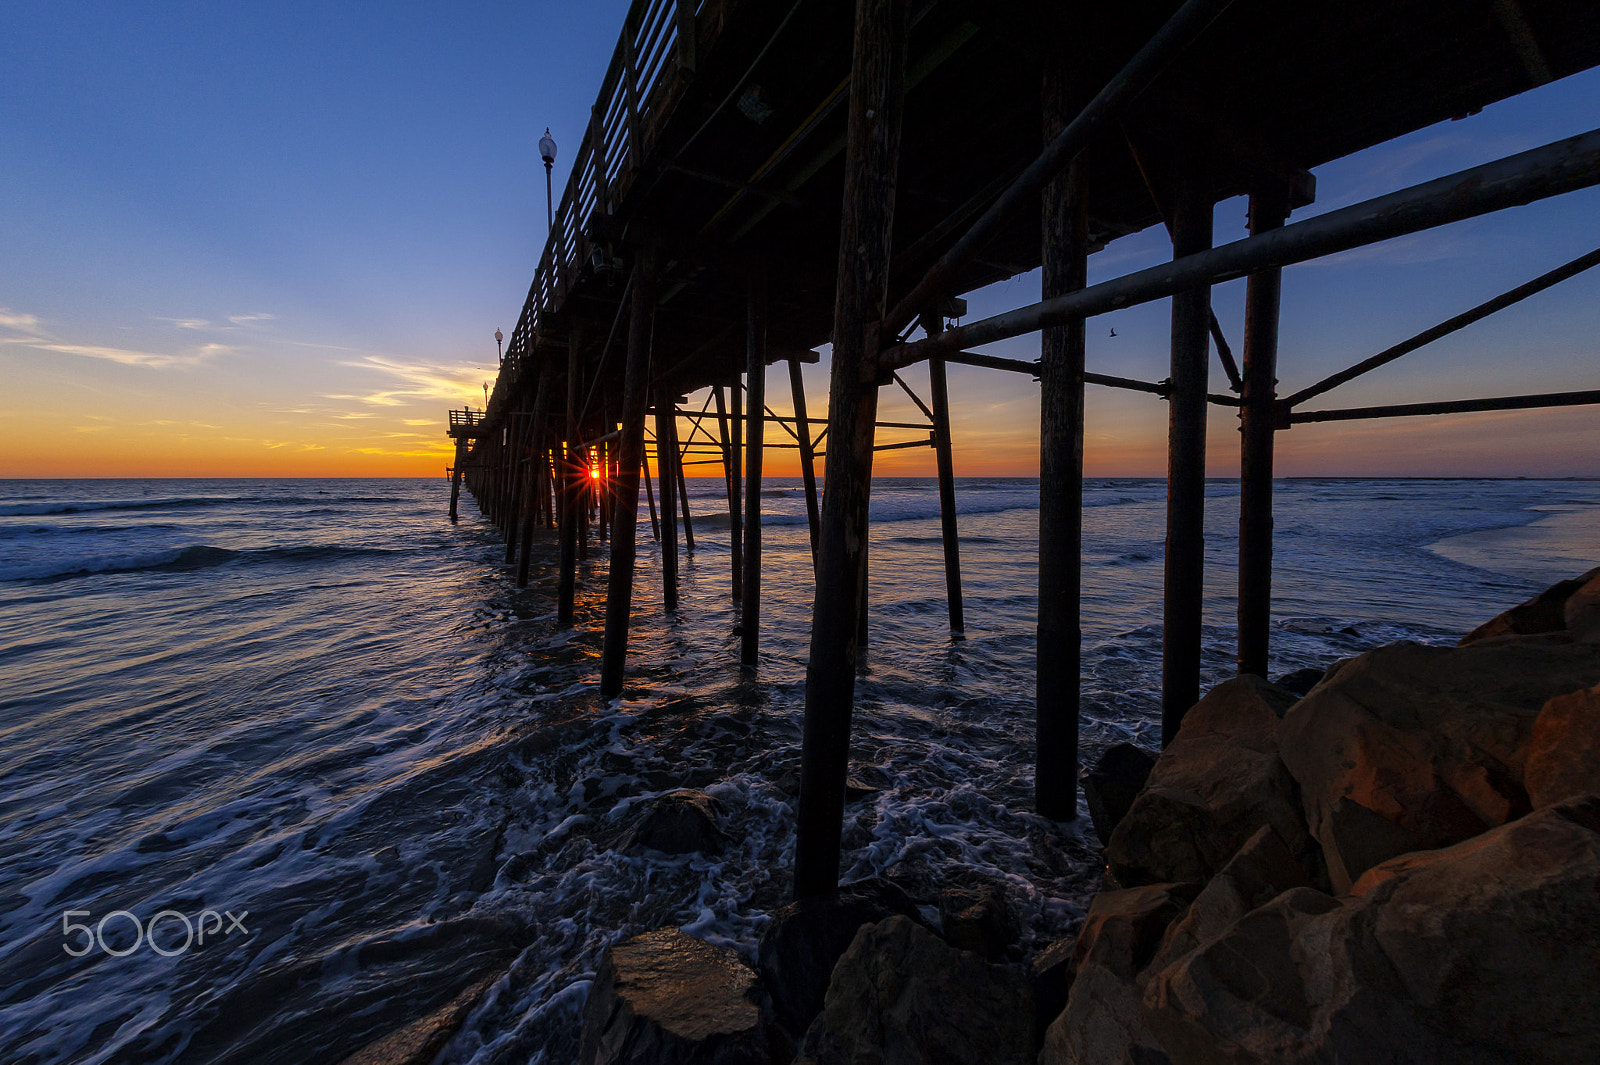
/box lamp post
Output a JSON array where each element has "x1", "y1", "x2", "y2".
[
  {"x1": 539, "y1": 128, "x2": 557, "y2": 232},
  {"x1": 495, "y1": 328, "x2": 504, "y2": 365}
]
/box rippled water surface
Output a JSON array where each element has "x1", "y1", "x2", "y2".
[{"x1": 1, "y1": 475, "x2": 1595, "y2": 1063}]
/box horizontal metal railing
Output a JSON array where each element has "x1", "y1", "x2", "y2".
[{"x1": 492, "y1": 0, "x2": 711, "y2": 418}]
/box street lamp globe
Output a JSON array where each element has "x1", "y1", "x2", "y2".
[{"x1": 539, "y1": 129, "x2": 557, "y2": 167}]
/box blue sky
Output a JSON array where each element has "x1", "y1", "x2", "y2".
[{"x1": 1, "y1": 1, "x2": 1596, "y2": 476}]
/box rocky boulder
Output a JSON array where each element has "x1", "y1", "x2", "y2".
[
  {"x1": 578, "y1": 927, "x2": 768, "y2": 1065},
  {"x1": 938, "y1": 882, "x2": 1018, "y2": 961},
  {"x1": 1037, "y1": 882, "x2": 1197, "y2": 1065},
  {"x1": 1279, "y1": 638, "x2": 1600, "y2": 891},
  {"x1": 1460, "y1": 565, "x2": 1600, "y2": 644},
  {"x1": 1142, "y1": 798, "x2": 1600, "y2": 1064},
  {"x1": 622, "y1": 790, "x2": 729, "y2": 856},
  {"x1": 1082, "y1": 743, "x2": 1156, "y2": 846},
  {"x1": 794, "y1": 915, "x2": 1033, "y2": 1065},
  {"x1": 1105, "y1": 676, "x2": 1316, "y2": 888},
  {"x1": 1146, "y1": 825, "x2": 1309, "y2": 975},
  {"x1": 756, "y1": 877, "x2": 925, "y2": 1038},
  {"x1": 1028, "y1": 937, "x2": 1076, "y2": 1046},
  {"x1": 1566, "y1": 570, "x2": 1600, "y2": 643},
  {"x1": 1524, "y1": 682, "x2": 1600, "y2": 809}
]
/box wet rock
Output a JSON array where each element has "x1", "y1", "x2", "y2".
[
  {"x1": 1143, "y1": 799, "x2": 1600, "y2": 1064},
  {"x1": 794, "y1": 915, "x2": 1033, "y2": 1065},
  {"x1": 1566, "y1": 570, "x2": 1600, "y2": 643},
  {"x1": 1279, "y1": 639, "x2": 1600, "y2": 891},
  {"x1": 1028, "y1": 938, "x2": 1076, "y2": 1044},
  {"x1": 1037, "y1": 883, "x2": 1197, "y2": 1065},
  {"x1": 1272, "y1": 666, "x2": 1325, "y2": 697},
  {"x1": 1525, "y1": 682, "x2": 1600, "y2": 809},
  {"x1": 339, "y1": 974, "x2": 496, "y2": 1065},
  {"x1": 938, "y1": 882, "x2": 1018, "y2": 960},
  {"x1": 756, "y1": 877, "x2": 925, "y2": 1037},
  {"x1": 1105, "y1": 676, "x2": 1316, "y2": 888},
  {"x1": 622, "y1": 790, "x2": 728, "y2": 856},
  {"x1": 578, "y1": 927, "x2": 768, "y2": 1065},
  {"x1": 1460, "y1": 565, "x2": 1599, "y2": 645},
  {"x1": 1082, "y1": 743, "x2": 1156, "y2": 846},
  {"x1": 773, "y1": 767, "x2": 880, "y2": 804}
]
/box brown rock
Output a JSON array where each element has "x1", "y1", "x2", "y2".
[
  {"x1": 1279, "y1": 638, "x2": 1600, "y2": 891},
  {"x1": 1459, "y1": 565, "x2": 1600, "y2": 644},
  {"x1": 794, "y1": 915, "x2": 1033, "y2": 1065},
  {"x1": 622, "y1": 790, "x2": 728, "y2": 856},
  {"x1": 1526, "y1": 683, "x2": 1600, "y2": 808},
  {"x1": 1105, "y1": 676, "x2": 1317, "y2": 888},
  {"x1": 338, "y1": 974, "x2": 496, "y2": 1065},
  {"x1": 1028, "y1": 937, "x2": 1076, "y2": 1044},
  {"x1": 938, "y1": 882, "x2": 1018, "y2": 960},
  {"x1": 1082, "y1": 743, "x2": 1157, "y2": 846},
  {"x1": 1147, "y1": 826, "x2": 1309, "y2": 974},
  {"x1": 1037, "y1": 883, "x2": 1197, "y2": 1065},
  {"x1": 578, "y1": 928, "x2": 768, "y2": 1065},
  {"x1": 1566, "y1": 571, "x2": 1600, "y2": 643},
  {"x1": 1143, "y1": 799, "x2": 1600, "y2": 1064},
  {"x1": 756, "y1": 877, "x2": 926, "y2": 1037}
]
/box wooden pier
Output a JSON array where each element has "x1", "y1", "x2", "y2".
[{"x1": 450, "y1": 0, "x2": 1600, "y2": 899}]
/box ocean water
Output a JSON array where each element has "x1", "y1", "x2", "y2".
[{"x1": 1, "y1": 475, "x2": 1595, "y2": 1063}]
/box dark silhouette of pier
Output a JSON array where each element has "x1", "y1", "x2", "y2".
[{"x1": 448, "y1": 0, "x2": 1600, "y2": 899}]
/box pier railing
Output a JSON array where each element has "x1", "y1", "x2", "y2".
[{"x1": 496, "y1": 0, "x2": 714, "y2": 414}]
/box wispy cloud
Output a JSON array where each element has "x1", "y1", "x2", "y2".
[
  {"x1": 228, "y1": 313, "x2": 275, "y2": 325},
  {"x1": 1, "y1": 307, "x2": 225, "y2": 369},
  {"x1": 155, "y1": 316, "x2": 210, "y2": 330},
  {"x1": 339, "y1": 354, "x2": 485, "y2": 406},
  {"x1": 15, "y1": 341, "x2": 207, "y2": 368},
  {"x1": 0, "y1": 308, "x2": 42, "y2": 332}
]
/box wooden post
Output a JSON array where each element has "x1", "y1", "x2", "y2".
[
  {"x1": 654, "y1": 393, "x2": 680, "y2": 611},
  {"x1": 742, "y1": 269, "x2": 767, "y2": 667},
  {"x1": 448, "y1": 439, "x2": 465, "y2": 522},
  {"x1": 676, "y1": 442, "x2": 695, "y2": 551},
  {"x1": 517, "y1": 367, "x2": 554, "y2": 588},
  {"x1": 601, "y1": 254, "x2": 655, "y2": 698},
  {"x1": 1237, "y1": 189, "x2": 1290, "y2": 678},
  {"x1": 504, "y1": 412, "x2": 526, "y2": 564},
  {"x1": 789, "y1": 357, "x2": 821, "y2": 566},
  {"x1": 730, "y1": 364, "x2": 745, "y2": 601},
  {"x1": 578, "y1": 441, "x2": 590, "y2": 562},
  {"x1": 1162, "y1": 170, "x2": 1214, "y2": 745},
  {"x1": 642, "y1": 449, "x2": 660, "y2": 540},
  {"x1": 1037, "y1": 120, "x2": 1089, "y2": 823},
  {"x1": 927, "y1": 346, "x2": 964, "y2": 632},
  {"x1": 714, "y1": 385, "x2": 743, "y2": 597},
  {"x1": 558, "y1": 326, "x2": 584, "y2": 626},
  {"x1": 795, "y1": 0, "x2": 907, "y2": 900}
]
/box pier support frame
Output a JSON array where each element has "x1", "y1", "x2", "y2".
[
  {"x1": 790, "y1": 357, "x2": 821, "y2": 566},
  {"x1": 927, "y1": 339, "x2": 964, "y2": 633},
  {"x1": 742, "y1": 269, "x2": 767, "y2": 667},
  {"x1": 558, "y1": 325, "x2": 584, "y2": 626},
  {"x1": 715, "y1": 385, "x2": 742, "y2": 595},
  {"x1": 448, "y1": 440, "x2": 465, "y2": 522},
  {"x1": 795, "y1": 0, "x2": 907, "y2": 900},
  {"x1": 655, "y1": 391, "x2": 681, "y2": 612},
  {"x1": 1036, "y1": 144, "x2": 1088, "y2": 821},
  {"x1": 517, "y1": 366, "x2": 554, "y2": 588},
  {"x1": 1236, "y1": 189, "x2": 1290, "y2": 678},
  {"x1": 1162, "y1": 169, "x2": 1215, "y2": 745},
  {"x1": 601, "y1": 255, "x2": 655, "y2": 698}
]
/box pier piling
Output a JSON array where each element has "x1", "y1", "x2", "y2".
[
  {"x1": 1162, "y1": 167, "x2": 1216, "y2": 747},
  {"x1": 795, "y1": 0, "x2": 906, "y2": 900}
]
